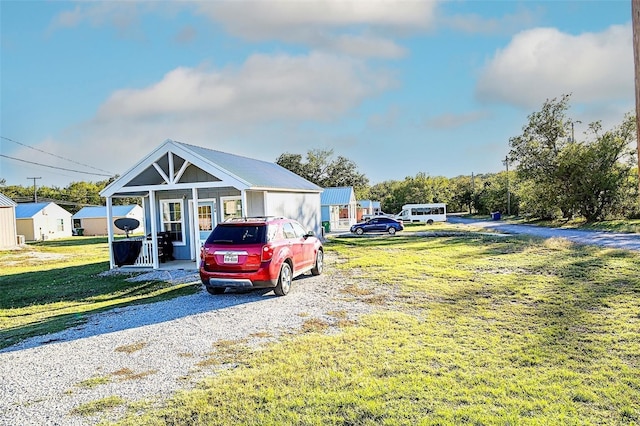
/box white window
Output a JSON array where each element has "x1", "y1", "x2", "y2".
[
  {"x1": 161, "y1": 199, "x2": 186, "y2": 245},
  {"x1": 221, "y1": 197, "x2": 242, "y2": 221}
]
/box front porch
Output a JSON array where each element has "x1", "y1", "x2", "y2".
[{"x1": 117, "y1": 253, "x2": 198, "y2": 272}]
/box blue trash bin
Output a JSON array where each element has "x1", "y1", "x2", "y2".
[{"x1": 491, "y1": 212, "x2": 501, "y2": 220}]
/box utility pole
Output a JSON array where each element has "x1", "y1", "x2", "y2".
[
  {"x1": 505, "y1": 156, "x2": 511, "y2": 216},
  {"x1": 633, "y1": 0, "x2": 640, "y2": 190},
  {"x1": 470, "y1": 172, "x2": 475, "y2": 214},
  {"x1": 27, "y1": 177, "x2": 41, "y2": 202}
]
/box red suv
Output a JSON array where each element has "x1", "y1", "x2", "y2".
[{"x1": 199, "y1": 217, "x2": 323, "y2": 296}]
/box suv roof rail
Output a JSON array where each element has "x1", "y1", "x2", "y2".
[{"x1": 224, "y1": 216, "x2": 287, "y2": 223}]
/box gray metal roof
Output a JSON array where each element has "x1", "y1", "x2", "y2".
[
  {"x1": 177, "y1": 141, "x2": 322, "y2": 192},
  {"x1": 321, "y1": 187, "x2": 355, "y2": 206},
  {"x1": 0, "y1": 193, "x2": 17, "y2": 207},
  {"x1": 72, "y1": 205, "x2": 139, "y2": 219}
]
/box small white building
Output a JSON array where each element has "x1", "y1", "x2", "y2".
[
  {"x1": 100, "y1": 139, "x2": 323, "y2": 270},
  {"x1": 357, "y1": 200, "x2": 381, "y2": 221},
  {"x1": 0, "y1": 193, "x2": 18, "y2": 248},
  {"x1": 73, "y1": 205, "x2": 144, "y2": 236},
  {"x1": 15, "y1": 202, "x2": 73, "y2": 241},
  {"x1": 321, "y1": 187, "x2": 357, "y2": 232}
]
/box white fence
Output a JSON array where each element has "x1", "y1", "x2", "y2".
[{"x1": 133, "y1": 239, "x2": 154, "y2": 267}]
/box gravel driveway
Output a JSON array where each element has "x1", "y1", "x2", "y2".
[
  {"x1": 447, "y1": 216, "x2": 640, "y2": 252},
  {"x1": 0, "y1": 253, "x2": 374, "y2": 426}
]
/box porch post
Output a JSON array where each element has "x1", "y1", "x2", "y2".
[
  {"x1": 149, "y1": 190, "x2": 159, "y2": 269},
  {"x1": 192, "y1": 187, "x2": 199, "y2": 261},
  {"x1": 241, "y1": 190, "x2": 248, "y2": 217},
  {"x1": 106, "y1": 196, "x2": 115, "y2": 269}
]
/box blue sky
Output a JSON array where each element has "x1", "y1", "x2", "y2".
[{"x1": 0, "y1": 0, "x2": 634, "y2": 188}]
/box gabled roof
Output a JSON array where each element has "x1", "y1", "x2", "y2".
[
  {"x1": 182, "y1": 142, "x2": 321, "y2": 191},
  {"x1": 101, "y1": 139, "x2": 322, "y2": 197},
  {"x1": 0, "y1": 193, "x2": 17, "y2": 207},
  {"x1": 321, "y1": 187, "x2": 355, "y2": 206},
  {"x1": 15, "y1": 202, "x2": 71, "y2": 219},
  {"x1": 72, "y1": 205, "x2": 141, "y2": 219}
]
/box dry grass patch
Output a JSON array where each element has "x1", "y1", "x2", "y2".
[
  {"x1": 301, "y1": 318, "x2": 330, "y2": 333},
  {"x1": 112, "y1": 368, "x2": 158, "y2": 381},
  {"x1": 115, "y1": 341, "x2": 148, "y2": 354},
  {"x1": 249, "y1": 331, "x2": 273, "y2": 338},
  {"x1": 197, "y1": 339, "x2": 251, "y2": 368}
]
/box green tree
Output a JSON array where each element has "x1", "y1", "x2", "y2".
[
  {"x1": 557, "y1": 115, "x2": 637, "y2": 221},
  {"x1": 508, "y1": 94, "x2": 574, "y2": 219},
  {"x1": 276, "y1": 149, "x2": 369, "y2": 196}
]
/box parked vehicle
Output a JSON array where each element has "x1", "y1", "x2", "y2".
[
  {"x1": 350, "y1": 217, "x2": 404, "y2": 235},
  {"x1": 361, "y1": 211, "x2": 393, "y2": 221},
  {"x1": 199, "y1": 217, "x2": 323, "y2": 296},
  {"x1": 395, "y1": 203, "x2": 447, "y2": 224}
]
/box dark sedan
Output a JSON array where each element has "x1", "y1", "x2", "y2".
[{"x1": 350, "y1": 217, "x2": 404, "y2": 235}]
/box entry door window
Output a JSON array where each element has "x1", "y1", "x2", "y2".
[
  {"x1": 221, "y1": 197, "x2": 242, "y2": 221},
  {"x1": 198, "y1": 205, "x2": 214, "y2": 233}
]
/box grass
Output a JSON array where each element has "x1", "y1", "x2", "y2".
[
  {"x1": 71, "y1": 396, "x2": 126, "y2": 416},
  {"x1": 108, "y1": 232, "x2": 640, "y2": 425},
  {"x1": 493, "y1": 216, "x2": 640, "y2": 234},
  {"x1": 0, "y1": 236, "x2": 200, "y2": 349}
]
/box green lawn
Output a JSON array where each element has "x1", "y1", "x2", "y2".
[
  {"x1": 493, "y1": 216, "x2": 640, "y2": 234},
  {"x1": 0, "y1": 237, "x2": 200, "y2": 349},
  {"x1": 109, "y1": 231, "x2": 640, "y2": 425}
]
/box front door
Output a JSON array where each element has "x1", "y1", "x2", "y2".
[{"x1": 198, "y1": 201, "x2": 217, "y2": 247}]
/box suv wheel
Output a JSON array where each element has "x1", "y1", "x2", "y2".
[
  {"x1": 311, "y1": 249, "x2": 323, "y2": 276},
  {"x1": 274, "y1": 262, "x2": 292, "y2": 296},
  {"x1": 388, "y1": 227, "x2": 396, "y2": 235},
  {"x1": 355, "y1": 228, "x2": 364, "y2": 235}
]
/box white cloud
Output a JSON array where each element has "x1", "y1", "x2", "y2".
[
  {"x1": 196, "y1": 0, "x2": 437, "y2": 34},
  {"x1": 48, "y1": 2, "x2": 144, "y2": 32},
  {"x1": 48, "y1": 1, "x2": 437, "y2": 58},
  {"x1": 97, "y1": 52, "x2": 396, "y2": 123},
  {"x1": 476, "y1": 24, "x2": 633, "y2": 109},
  {"x1": 444, "y1": 8, "x2": 541, "y2": 35},
  {"x1": 193, "y1": 0, "x2": 438, "y2": 57},
  {"x1": 35, "y1": 52, "x2": 396, "y2": 179}
]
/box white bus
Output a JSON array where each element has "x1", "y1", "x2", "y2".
[{"x1": 395, "y1": 203, "x2": 447, "y2": 224}]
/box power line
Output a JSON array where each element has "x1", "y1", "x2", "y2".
[
  {"x1": 0, "y1": 136, "x2": 114, "y2": 174},
  {"x1": 0, "y1": 153, "x2": 113, "y2": 177}
]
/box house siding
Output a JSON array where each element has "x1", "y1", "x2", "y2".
[
  {"x1": 72, "y1": 205, "x2": 144, "y2": 236},
  {"x1": 0, "y1": 206, "x2": 17, "y2": 248},
  {"x1": 265, "y1": 191, "x2": 321, "y2": 236}
]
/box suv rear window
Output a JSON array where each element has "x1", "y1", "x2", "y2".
[{"x1": 206, "y1": 224, "x2": 267, "y2": 244}]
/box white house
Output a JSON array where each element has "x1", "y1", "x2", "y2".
[
  {"x1": 358, "y1": 199, "x2": 382, "y2": 220},
  {"x1": 0, "y1": 193, "x2": 18, "y2": 248},
  {"x1": 72, "y1": 205, "x2": 144, "y2": 236},
  {"x1": 100, "y1": 139, "x2": 323, "y2": 270},
  {"x1": 15, "y1": 202, "x2": 73, "y2": 241},
  {"x1": 321, "y1": 187, "x2": 357, "y2": 232}
]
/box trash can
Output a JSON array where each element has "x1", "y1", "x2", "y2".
[
  {"x1": 322, "y1": 221, "x2": 331, "y2": 234},
  {"x1": 75, "y1": 228, "x2": 84, "y2": 236},
  {"x1": 491, "y1": 212, "x2": 501, "y2": 221}
]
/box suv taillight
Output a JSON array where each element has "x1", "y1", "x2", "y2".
[{"x1": 261, "y1": 244, "x2": 274, "y2": 262}]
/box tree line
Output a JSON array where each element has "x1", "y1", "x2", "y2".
[
  {"x1": 2, "y1": 95, "x2": 638, "y2": 221},
  {"x1": 275, "y1": 95, "x2": 639, "y2": 221}
]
